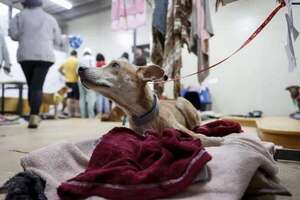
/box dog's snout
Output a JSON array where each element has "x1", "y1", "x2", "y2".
[{"x1": 78, "y1": 66, "x2": 87, "y2": 74}]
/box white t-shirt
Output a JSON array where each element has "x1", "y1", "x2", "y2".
[{"x1": 79, "y1": 54, "x2": 95, "y2": 68}]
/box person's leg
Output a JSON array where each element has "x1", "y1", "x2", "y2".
[
  {"x1": 29, "y1": 62, "x2": 52, "y2": 115},
  {"x1": 66, "y1": 98, "x2": 73, "y2": 117},
  {"x1": 95, "y1": 94, "x2": 103, "y2": 114},
  {"x1": 103, "y1": 97, "x2": 111, "y2": 113},
  {"x1": 78, "y1": 82, "x2": 87, "y2": 118},
  {"x1": 86, "y1": 90, "x2": 96, "y2": 118},
  {"x1": 73, "y1": 83, "x2": 81, "y2": 117},
  {"x1": 20, "y1": 61, "x2": 35, "y2": 106},
  {"x1": 66, "y1": 83, "x2": 75, "y2": 117}
]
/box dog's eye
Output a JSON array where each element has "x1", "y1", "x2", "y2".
[{"x1": 112, "y1": 62, "x2": 120, "y2": 68}]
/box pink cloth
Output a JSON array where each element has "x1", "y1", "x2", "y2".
[
  {"x1": 196, "y1": 0, "x2": 210, "y2": 53},
  {"x1": 111, "y1": 0, "x2": 146, "y2": 30}
]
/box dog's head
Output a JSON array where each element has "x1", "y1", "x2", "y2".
[
  {"x1": 78, "y1": 60, "x2": 166, "y2": 104},
  {"x1": 57, "y1": 86, "x2": 69, "y2": 96}
]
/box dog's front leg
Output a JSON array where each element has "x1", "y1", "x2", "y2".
[{"x1": 174, "y1": 123, "x2": 224, "y2": 147}]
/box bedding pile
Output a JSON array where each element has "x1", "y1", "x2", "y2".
[
  {"x1": 57, "y1": 127, "x2": 211, "y2": 200},
  {"x1": 1, "y1": 120, "x2": 291, "y2": 200}
]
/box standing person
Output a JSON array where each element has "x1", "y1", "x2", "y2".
[
  {"x1": 0, "y1": 30, "x2": 11, "y2": 74},
  {"x1": 95, "y1": 53, "x2": 111, "y2": 115},
  {"x1": 9, "y1": 0, "x2": 62, "y2": 128},
  {"x1": 78, "y1": 48, "x2": 96, "y2": 118},
  {"x1": 59, "y1": 50, "x2": 80, "y2": 117},
  {"x1": 133, "y1": 48, "x2": 147, "y2": 66},
  {"x1": 120, "y1": 52, "x2": 129, "y2": 62}
]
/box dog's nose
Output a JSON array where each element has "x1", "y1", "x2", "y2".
[{"x1": 78, "y1": 66, "x2": 87, "y2": 74}]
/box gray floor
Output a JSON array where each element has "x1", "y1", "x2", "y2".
[{"x1": 0, "y1": 119, "x2": 299, "y2": 200}]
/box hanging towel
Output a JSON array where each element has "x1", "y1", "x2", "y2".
[
  {"x1": 284, "y1": 0, "x2": 299, "y2": 72},
  {"x1": 111, "y1": 0, "x2": 146, "y2": 31},
  {"x1": 190, "y1": 0, "x2": 214, "y2": 84}
]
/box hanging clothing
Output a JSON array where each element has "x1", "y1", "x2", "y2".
[
  {"x1": 190, "y1": 0, "x2": 214, "y2": 84},
  {"x1": 152, "y1": 0, "x2": 168, "y2": 35},
  {"x1": 162, "y1": 0, "x2": 193, "y2": 98},
  {"x1": 151, "y1": 0, "x2": 169, "y2": 97},
  {"x1": 284, "y1": 0, "x2": 299, "y2": 72},
  {"x1": 215, "y1": 0, "x2": 239, "y2": 11},
  {"x1": 151, "y1": 0, "x2": 193, "y2": 98},
  {"x1": 163, "y1": 0, "x2": 192, "y2": 77},
  {"x1": 111, "y1": 0, "x2": 146, "y2": 31}
]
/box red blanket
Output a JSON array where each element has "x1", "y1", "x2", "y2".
[
  {"x1": 58, "y1": 127, "x2": 211, "y2": 200},
  {"x1": 58, "y1": 120, "x2": 242, "y2": 200},
  {"x1": 193, "y1": 120, "x2": 243, "y2": 137}
]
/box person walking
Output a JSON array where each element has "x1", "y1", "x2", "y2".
[
  {"x1": 0, "y1": 29, "x2": 11, "y2": 74},
  {"x1": 78, "y1": 48, "x2": 96, "y2": 118},
  {"x1": 59, "y1": 50, "x2": 80, "y2": 117},
  {"x1": 95, "y1": 53, "x2": 111, "y2": 115},
  {"x1": 9, "y1": 0, "x2": 62, "y2": 128}
]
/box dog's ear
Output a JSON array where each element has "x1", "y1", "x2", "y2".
[{"x1": 137, "y1": 64, "x2": 165, "y2": 82}]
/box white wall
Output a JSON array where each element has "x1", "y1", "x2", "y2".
[
  {"x1": 67, "y1": 0, "x2": 300, "y2": 116},
  {"x1": 67, "y1": 6, "x2": 152, "y2": 62}
]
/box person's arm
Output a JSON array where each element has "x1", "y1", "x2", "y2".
[
  {"x1": 58, "y1": 64, "x2": 65, "y2": 76},
  {"x1": 0, "y1": 34, "x2": 11, "y2": 74},
  {"x1": 8, "y1": 14, "x2": 21, "y2": 41},
  {"x1": 1, "y1": 34, "x2": 11, "y2": 67}
]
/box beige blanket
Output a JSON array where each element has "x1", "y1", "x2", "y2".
[{"x1": 20, "y1": 133, "x2": 290, "y2": 200}]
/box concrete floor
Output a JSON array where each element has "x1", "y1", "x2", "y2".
[{"x1": 0, "y1": 119, "x2": 299, "y2": 200}]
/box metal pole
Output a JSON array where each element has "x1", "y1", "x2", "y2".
[{"x1": 133, "y1": 28, "x2": 137, "y2": 52}]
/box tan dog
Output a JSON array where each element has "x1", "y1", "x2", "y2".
[
  {"x1": 78, "y1": 60, "x2": 223, "y2": 146},
  {"x1": 100, "y1": 106, "x2": 125, "y2": 122},
  {"x1": 41, "y1": 86, "x2": 69, "y2": 119}
]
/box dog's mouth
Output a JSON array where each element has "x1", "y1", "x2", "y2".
[{"x1": 81, "y1": 78, "x2": 111, "y2": 89}]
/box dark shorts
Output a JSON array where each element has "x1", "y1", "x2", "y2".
[{"x1": 66, "y1": 82, "x2": 80, "y2": 100}]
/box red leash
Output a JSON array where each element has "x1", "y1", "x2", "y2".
[{"x1": 154, "y1": 2, "x2": 286, "y2": 84}]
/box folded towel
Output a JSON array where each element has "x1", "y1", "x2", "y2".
[{"x1": 57, "y1": 127, "x2": 211, "y2": 200}]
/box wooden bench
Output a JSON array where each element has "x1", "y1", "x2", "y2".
[{"x1": 257, "y1": 117, "x2": 300, "y2": 150}]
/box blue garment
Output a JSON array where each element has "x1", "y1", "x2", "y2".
[
  {"x1": 199, "y1": 88, "x2": 212, "y2": 104},
  {"x1": 152, "y1": 0, "x2": 168, "y2": 35},
  {"x1": 181, "y1": 87, "x2": 212, "y2": 104},
  {"x1": 78, "y1": 82, "x2": 96, "y2": 118},
  {"x1": 96, "y1": 94, "x2": 110, "y2": 114}
]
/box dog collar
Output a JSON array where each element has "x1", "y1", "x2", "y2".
[{"x1": 131, "y1": 95, "x2": 159, "y2": 126}]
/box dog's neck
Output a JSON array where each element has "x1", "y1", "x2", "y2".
[
  {"x1": 117, "y1": 84, "x2": 158, "y2": 121},
  {"x1": 131, "y1": 94, "x2": 158, "y2": 126}
]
